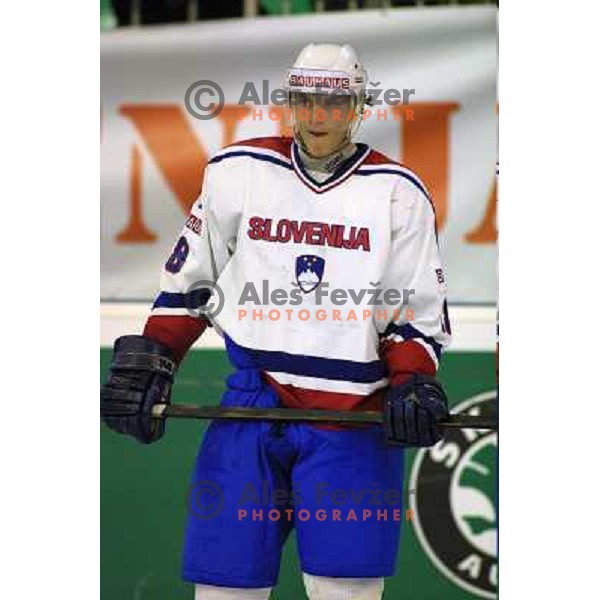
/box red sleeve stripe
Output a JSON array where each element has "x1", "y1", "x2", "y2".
[
  {"x1": 143, "y1": 315, "x2": 208, "y2": 364},
  {"x1": 381, "y1": 339, "x2": 437, "y2": 387}
]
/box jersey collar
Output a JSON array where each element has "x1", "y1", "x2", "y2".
[{"x1": 291, "y1": 140, "x2": 371, "y2": 194}]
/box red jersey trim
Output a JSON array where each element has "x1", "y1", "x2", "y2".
[
  {"x1": 143, "y1": 315, "x2": 207, "y2": 364},
  {"x1": 381, "y1": 339, "x2": 437, "y2": 386},
  {"x1": 264, "y1": 372, "x2": 385, "y2": 413},
  {"x1": 362, "y1": 148, "x2": 406, "y2": 167}
]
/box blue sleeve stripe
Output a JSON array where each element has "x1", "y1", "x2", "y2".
[
  {"x1": 225, "y1": 336, "x2": 385, "y2": 384},
  {"x1": 381, "y1": 323, "x2": 443, "y2": 360},
  {"x1": 152, "y1": 289, "x2": 211, "y2": 310}
]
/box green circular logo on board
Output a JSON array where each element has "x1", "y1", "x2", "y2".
[{"x1": 410, "y1": 391, "x2": 498, "y2": 599}]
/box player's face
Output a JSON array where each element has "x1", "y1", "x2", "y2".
[{"x1": 291, "y1": 93, "x2": 354, "y2": 157}]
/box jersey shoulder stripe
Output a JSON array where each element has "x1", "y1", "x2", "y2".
[
  {"x1": 232, "y1": 136, "x2": 293, "y2": 159},
  {"x1": 358, "y1": 151, "x2": 431, "y2": 201},
  {"x1": 362, "y1": 148, "x2": 405, "y2": 167},
  {"x1": 208, "y1": 137, "x2": 293, "y2": 170}
]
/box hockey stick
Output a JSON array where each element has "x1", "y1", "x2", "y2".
[{"x1": 151, "y1": 404, "x2": 498, "y2": 430}]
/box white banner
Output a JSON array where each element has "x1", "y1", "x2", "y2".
[{"x1": 101, "y1": 6, "x2": 498, "y2": 303}]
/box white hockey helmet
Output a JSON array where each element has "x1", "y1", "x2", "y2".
[{"x1": 284, "y1": 43, "x2": 370, "y2": 142}]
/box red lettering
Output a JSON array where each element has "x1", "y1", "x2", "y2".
[
  {"x1": 263, "y1": 218, "x2": 277, "y2": 242},
  {"x1": 342, "y1": 226, "x2": 357, "y2": 249},
  {"x1": 247, "y1": 216, "x2": 264, "y2": 240},
  {"x1": 355, "y1": 228, "x2": 370, "y2": 251},
  {"x1": 277, "y1": 219, "x2": 291, "y2": 242},
  {"x1": 291, "y1": 220, "x2": 308, "y2": 244},
  {"x1": 247, "y1": 217, "x2": 371, "y2": 252}
]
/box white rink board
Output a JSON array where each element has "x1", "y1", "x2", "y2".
[{"x1": 100, "y1": 303, "x2": 496, "y2": 352}]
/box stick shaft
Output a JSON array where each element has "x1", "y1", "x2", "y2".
[{"x1": 152, "y1": 404, "x2": 497, "y2": 430}]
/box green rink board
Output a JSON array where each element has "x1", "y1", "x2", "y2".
[{"x1": 101, "y1": 349, "x2": 497, "y2": 599}]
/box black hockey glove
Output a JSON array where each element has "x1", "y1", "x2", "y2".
[
  {"x1": 100, "y1": 335, "x2": 176, "y2": 444},
  {"x1": 384, "y1": 374, "x2": 449, "y2": 447}
]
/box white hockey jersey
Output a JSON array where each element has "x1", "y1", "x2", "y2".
[{"x1": 148, "y1": 137, "x2": 451, "y2": 411}]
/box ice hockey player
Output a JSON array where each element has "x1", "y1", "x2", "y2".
[{"x1": 101, "y1": 43, "x2": 452, "y2": 600}]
